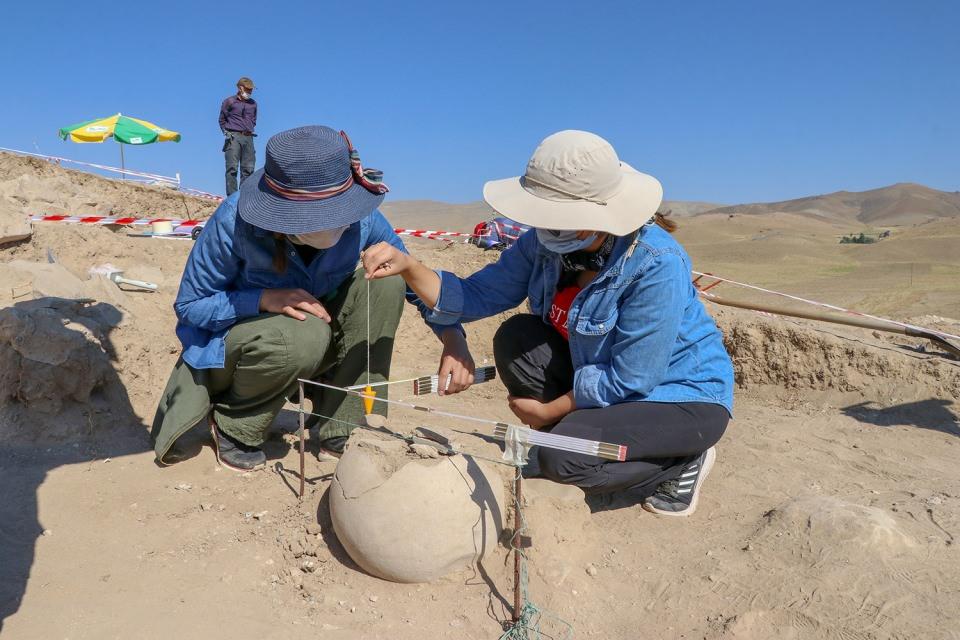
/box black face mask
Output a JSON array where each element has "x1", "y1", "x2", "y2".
[{"x1": 559, "y1": 234, "x2": 616, "y2": 273}]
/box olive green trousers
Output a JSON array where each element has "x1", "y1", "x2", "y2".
[{"x1": 151, "y1": 271, "x2": 405, "y2": 462}]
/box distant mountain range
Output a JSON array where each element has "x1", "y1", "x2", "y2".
[
  {"x1": 696, "y1": 183, "x2": 960, "y2": 225},
  {"x1": 381, "y1": 183, "x2": 960, "y2": 231}
]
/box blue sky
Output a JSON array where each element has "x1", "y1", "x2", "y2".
[{"x1": 2, "y1": 1, "x2": 958, "y2": 204}]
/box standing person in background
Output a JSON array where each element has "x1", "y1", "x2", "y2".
[{"x1": 220, "y1": 77, "x2": 258, "y2": 196}]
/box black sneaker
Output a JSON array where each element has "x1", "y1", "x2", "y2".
[
  {"x1": 643, "y1": 447, "x2": 716, "y2": 517},
  {"x1": 317, "y1": 435, "x2": 348, "y2": 460},
  {"x1": 209, "y1": 417, "x2": 266, "y2": 471}
]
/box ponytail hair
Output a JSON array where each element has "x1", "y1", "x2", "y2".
[{"x1": 654, "y1": 210, "x2": 677, "y2": 233}]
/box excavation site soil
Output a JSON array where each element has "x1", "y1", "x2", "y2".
[{"x1": 1, "y1": 153, "x2": 959, "y2": 639}]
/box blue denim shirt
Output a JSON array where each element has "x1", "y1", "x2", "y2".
[
  {"x1": 426, "y1": 223, "x2": 734, "y2": 414},
  {"x1": 174, "y1": 193, "x2": 433, "y2": 369}
]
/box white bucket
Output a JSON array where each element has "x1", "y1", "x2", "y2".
[{"x1": 152, "y1": 220, "x2": 174, "y2": 235}]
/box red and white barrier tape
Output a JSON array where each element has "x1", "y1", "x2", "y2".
[
  {"x1": 694, "y1": 271, "x2": 960, "y2": 341},
  {"x1": 30, "y1": 216, "x2": 485, "y2": 243},
  {"x1": 178, "y1": 188, "x2": 224, "y2": 202},
  {"x1": 492, "y1": 220, "x2": 529, "y2": 233},
  {"x1": 393, "y1": 229, "x2": 476, "y2": 238},
  {"x1": 31, "y1": 215, "x2": 200, "y2": 226},
  {"x1": 393, "y1": 229, "x2": 478, "y2": 242}
]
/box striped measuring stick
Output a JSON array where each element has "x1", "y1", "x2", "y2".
[
  {"x1": 413, "y1": 365, "x2": 497, "y2": 395},
  {"x1": 492, "y1": 425, "x2": 627, "y2": 462},
  {"x1": 300, "y1": 378, "x2": 628, "y2": 462}
]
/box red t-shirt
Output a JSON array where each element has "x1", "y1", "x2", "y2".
[{"x1": 549, "y1": 286, "x2": 581, "y2": 340}]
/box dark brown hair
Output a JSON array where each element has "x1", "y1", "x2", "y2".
[
  {"x1": 272, "y1": 234, "x2": 288, "y2": 272},
  {"x1": 654, "y1": 210, "x2": 677, "y2": 233}
]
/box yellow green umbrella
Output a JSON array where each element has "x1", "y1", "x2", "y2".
[{"x1": 58, "y1": 113, "x2": 181, "y2": 176}]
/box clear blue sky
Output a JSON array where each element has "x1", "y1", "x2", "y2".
[{"x1": 3, "y1": 1, "x2": 958, "y2": 204}]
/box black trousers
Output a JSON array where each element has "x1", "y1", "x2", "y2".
[{"x1": 493, "y1": 314, "x2": 729, "y2": 500}]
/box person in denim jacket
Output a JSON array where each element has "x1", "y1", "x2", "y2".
[
  {"x1": 152, "y1": 126, "x2": 451, "y2": 470},
  {"x1": 362, "y1": 130, "x2": 734, "y2": 516}
]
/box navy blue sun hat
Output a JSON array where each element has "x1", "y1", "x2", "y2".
[{"x1": 237, "y1": 125, "x2": 388, "y2": 234}]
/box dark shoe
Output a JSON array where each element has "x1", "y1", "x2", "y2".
[
  {"x1": 642, "y1": 447, "x2": 716, "y2": 517},
  {"x1": 209, "y1": 417, "x2": 266, "y2": 471},
  {"x1": 317, "y1": 435, "x2": 348, "y2": 460}
]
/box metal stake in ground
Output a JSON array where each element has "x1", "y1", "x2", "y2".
[
  {"x1": 298, "y1": 380, "x2": 306, "y2": 500},
  {"x1": 513, "y1": 468, "x2": 523, "y2": 623}
]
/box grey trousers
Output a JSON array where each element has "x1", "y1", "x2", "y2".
[{"x1": 224, "y1": 132, "x2": 255, "y2": 195}]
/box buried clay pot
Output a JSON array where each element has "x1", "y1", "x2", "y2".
[{"x1": 329, "y1": 433, "x2": 506, "y2": 583}]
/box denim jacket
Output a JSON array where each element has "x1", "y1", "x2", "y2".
[
  {"x1": 426, "y1": 223, "x2": 734, "y2": 414},
  {"x1": 174, "y1": 193, "x2": 434, "y2": 369}
]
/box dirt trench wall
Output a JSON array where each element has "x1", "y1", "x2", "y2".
[
  {"x1": 0, "y1": 302, "x2": 115, "y2": 413},
  {"x1": 715, "y1": 309, "x2": 960, "y2": 403}
]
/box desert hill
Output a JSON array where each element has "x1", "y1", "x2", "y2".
[
  {"x1": 381, "y1": 184, "x2": 960, "y2": 233},
  {"x1": 700, "y1": 182, "x2": 960, "y2": 226},
  {"x1": 379, "y1": 199, "x2": 493, "y2": 232}
]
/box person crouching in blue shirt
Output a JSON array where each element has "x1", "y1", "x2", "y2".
[
  {"x1": 361, "y1": 130, "x2": 734, "y2": 516},
  {"x1": 151, "y1": 126, "x2": 439, "y2": 471}
]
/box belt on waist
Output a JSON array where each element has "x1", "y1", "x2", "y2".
[{"x1": 226, "y1": 130, "x2": 253, "y2": 136}]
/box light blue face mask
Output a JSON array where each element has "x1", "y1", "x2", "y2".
[{"x1": 536, "y1": 228, "x2": 598, "y2": 254}]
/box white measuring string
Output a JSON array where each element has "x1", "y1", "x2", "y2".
[
  {"x1": 297, "y1": 407, "x2": 519, "y2": 468},
  {"x1": 365, "y1": 275, "x2": 371, "y2": 386},
  {"x1": 693, "y1": 270, "x2": 960, "y2": 341},
  {"x1": 345, "y1": 376, "x2": 423, "y2": 391},
  {"x1": 299, "y1": 378, "x2": 627, "y2": 461}
]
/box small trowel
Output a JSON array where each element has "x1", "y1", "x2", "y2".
[{"x1": 89, "y1": 263, "x2": 158, "y2": 292}]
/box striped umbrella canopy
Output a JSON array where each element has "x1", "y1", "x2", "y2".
[
  {"x1": 58, "y1": 112, "x2": 180, "y2": 177},
  {"x1": 58, "y1": 113, "x2": 181, "y2": 145}
]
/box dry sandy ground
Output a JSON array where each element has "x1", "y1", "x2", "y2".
[{"x1": 2, "y1": 160, "x2": 960, "y2": 639}]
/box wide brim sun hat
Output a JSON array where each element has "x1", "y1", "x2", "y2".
[
  {"x1": 238, "y1": 125, "x2": 388, "y2": 235},
  {"x1": 482, "y1": 130, "x2": 663, "y2": 236}
]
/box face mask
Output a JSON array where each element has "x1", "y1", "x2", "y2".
[
  {"x1": 290, "y1": 226, "x2": 348, "y2": 249},
  {"x1": 536, "y1": 228, "x2": 598, "y2": 254},
  {"x1": 239, "y1": 90, "x2": 250, "y2": 99}
]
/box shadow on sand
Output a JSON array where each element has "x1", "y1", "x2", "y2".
[
  {"x1": 0, "y1": 298, "x2": 150, "y2": 632},
  {"x1": 841, "y1": 399, "x2": 960, "y2": 437}
]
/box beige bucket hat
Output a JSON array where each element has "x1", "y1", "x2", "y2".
[{"x1": 483, "y1": 130, "x2": 663, "y2": 236}]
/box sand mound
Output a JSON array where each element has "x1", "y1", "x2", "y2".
[
  {"x1": 0, "y1": 151, "x2": 218, "y2": 246},
  {"x1": 0, "y1": 298, "x2": 127, "y2": 445},
  {"x1": 753, "y1": 495, "x2": 917, "y2": 559}
]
